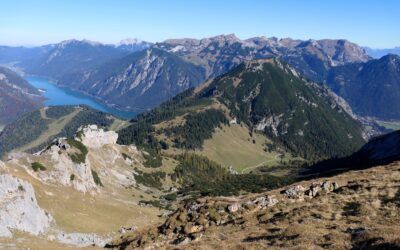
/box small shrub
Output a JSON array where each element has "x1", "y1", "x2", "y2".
[
  {"x1": 134, "y1": 170, "x2": 166, "y2": 189},
  {"x1": 161, "y1": 192, "x2": 177, "y2": 201},
  {"x1": 31, "y1": 162, "x2": 47, "y2": 172},
  {"x1": 18, "y1": 184, "x2": 25, "y2": 191},
  {"x1": 67, "y1": 138, "x2": 88, "y2": 164},
  {"x1": 343, "y1": 202, "x2": 362, "y2": 216},
  {"x1": 122, "y1": 153, "x2": 132, "y2": 161},
  {"x1": 159, "y1": 140, "x2": 169, "y2": 150},
  {"x1": 143, "y1": 152, "x2": 162, "y2": 168},
  {"x1": 91, "y1": 170, "x2": 103, "y2": 187},
  {"x1": 70, "y1": 174, "x2": 75, "y2": 181}
]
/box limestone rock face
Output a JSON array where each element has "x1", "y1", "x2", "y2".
[
  {"x1": 77, "y1": 125, "x2": 118, "y2": 149},
  {"x1": 25, "y1": 125, "x2": 138, "y2": 193},
  {"x1": 38, "y1": 144, "x2": 97, "y2": 193},
  {"x1": 0, "y1": 174, "x2": 53, "y2": 237},
  {"x1": 0, "y1": 161, "x2": 5, "y2": 170}
]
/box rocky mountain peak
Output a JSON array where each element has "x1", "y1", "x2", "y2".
[
  {"x1": 57, "y1": 39, "x2": 102, "y2": 49},
  {"x1": 208, "y1": 33, "x2": 240, "y2": 43}
]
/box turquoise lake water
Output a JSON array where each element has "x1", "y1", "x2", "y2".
[{"x1": 26, "y1": 77, "x2": 137, "y2": 119}]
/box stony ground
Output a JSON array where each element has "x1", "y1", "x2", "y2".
[{"x1": 109, "y1": 161, "x2": 400, "y2": 249}]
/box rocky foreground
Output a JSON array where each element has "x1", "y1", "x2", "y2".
[
  {"x1": 0, "y1": 125, "x2": 164, "y2": 249},
  {"x1": 108, "y1": 162, "x2": 400, "y2": 249}
]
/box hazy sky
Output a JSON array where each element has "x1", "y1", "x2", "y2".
[{"x1": 0, "y1": 0, "x2": 398, "y2": 48}]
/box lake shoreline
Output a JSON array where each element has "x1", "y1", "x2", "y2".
[
  {"x1": 24, "y1": 74, "x2": 147, "y2": 112},
  {"x1": 25, "y1": 76, "x2": 138, "y2": 119}
]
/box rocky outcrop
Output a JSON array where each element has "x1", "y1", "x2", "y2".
[
  {"x1": 0, "y1": 161, "x2": 5, "y2": 170},
  {"x1": 284, "y1": 181, "x2": 339, "y2": 200},
  {"x1": 113, "y1": 176, "x2": 342, "y2": 248},
  {"x1": 77, "y1": 125, "x2": 118, "y2": 149},
  {"x1": 51, "y1": 232, "x2": 109, "y2": 247},
  {"x1": 0, "y1": 174, "x2": 53, "y2": 237},
  {"x1": 153, "y1": 193, "x2": 282, "y2": 245},
  {"x1": 28, "y1": 125, "x2": 122, "y2": 193},
  {"x1": 284, "y1": 185, "x2": 307, "y2": 199},
  {"x1": 36, "y1": 142, "x2": 98, "y2": 193}
]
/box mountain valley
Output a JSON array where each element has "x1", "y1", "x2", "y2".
[
  {"x1": 0, "y1": 32, "x2": 399, "y2": 250},
  {"x1": 2, "y1": 34, "x2": 397, "y2": 122}
]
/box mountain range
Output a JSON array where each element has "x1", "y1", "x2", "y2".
[
  {"x1": 1, "y1": 35, "x2": 399, "y2": 123},
  {"x1": 58, "y1": 47, "x2": 205, "y2": 111},
  {"x1": 327, "y1": 54, "x2": 400, "y2": 119},
  {"x1": 0, "y1": 34, "x2": 400, "y2": 249},
  {"x1": 364, "y1": 46, "x2": 400, "y2": 58}
]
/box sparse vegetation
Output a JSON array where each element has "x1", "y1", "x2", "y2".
[
  {"x1": 18, "y1": 184, "x2": 25, "y2": 191},
  {"x1": 134, "y1": 169, "x2": 166, "y2": 189},
  {"x1": 161, "y1": 192, "x2": 177, "y2": 201},
  {"x1": 143, "y1": 152, "x2": 163, "y2": 168},
  {"x1": 343, "y1": 201, "x2": 362, "y2": 216},
  {"x1": 67, "y1": 138, "x2": 88, "y2": 164},
  {"x1": 122, "y1": 152, "x2": 132, "y2": 161},
  {"x1": 91, "y1": 170, "x2": 103, "y2": 187}
]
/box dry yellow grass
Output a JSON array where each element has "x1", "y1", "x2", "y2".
[
  {"x1": 109, "y1": 117, "x2": 130, "y2": 131},
  {"x1": 111, "y1": 161, "x2": 400, "y2": 249},
  {"x1": 199, "y1": 124, "x2": 282, "y2": 171}
]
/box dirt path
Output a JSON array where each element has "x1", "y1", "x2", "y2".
[
  {"x1": 241, "y1": 154, "x2": 281, "y2": 174},
  {"x1": 40, "y1": 107, "x2": 50, "y2": 119}
]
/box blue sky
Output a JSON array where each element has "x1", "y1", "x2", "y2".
[{"x1": 0, "y1": 0, "x2": 398, "y2": 48}]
